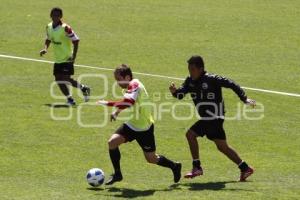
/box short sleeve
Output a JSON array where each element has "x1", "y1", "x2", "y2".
[
  {"x1": 123, "y1": 81, "x2": 140, "y2": 101},
  {"x1": 64, "y1": 25, "x2": 79, "y2": 41}
]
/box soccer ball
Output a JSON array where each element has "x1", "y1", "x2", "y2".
[{"x1": 86, "y1": 168, "x2": 105, "y2": 187}]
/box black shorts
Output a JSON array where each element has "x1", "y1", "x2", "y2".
[
  {"x1": 53, "y1": 62, "x2": 74, "y2": 75},
  {"x1": 116, "y1": 124, "x2": 156, "y2": 152},
  {"x1": 190, "y1": 119, "x2": 226, "y2": 140}
]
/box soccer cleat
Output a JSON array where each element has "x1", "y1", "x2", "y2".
[
  {"x1": 240, "y1": 167, "x2": 254, "y2": 182},
  {"x1": 172, "y1": 162, "x2": 182, "y2": 183},
  {"x1": 81, "y1": 86, "x2": 91, "y2": 102},
  {"x1": 184, "y1": 167, "x2": 203, "y2": 179},
  {"x1": 67, "y1": 97, "x2": 76, "y2": 106},
  {"x1": 105, "y1": 173, "x2": 123, "y2": 185}
]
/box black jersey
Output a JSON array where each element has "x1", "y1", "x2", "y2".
[{"x1": 172, "y1": 71, "x2": 247, "y2": 119}]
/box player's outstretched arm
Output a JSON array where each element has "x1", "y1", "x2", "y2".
[
  {"x1": 169, "y1": 78, "x2": 190, "y2": 100},
  {"x1": 96, "y1": 98, "x2": 134, "y2": 109},
  {"x1": 214, "y1": 75, "x2": 248, "y2": 102},
  {"x1": 96, "y1": 98, "x2": 135, "y2": 121},
  {"x1": 215, "y1": 75, "x2": 256, "y2": 108}
]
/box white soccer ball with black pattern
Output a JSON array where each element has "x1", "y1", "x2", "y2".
[{"x1": 86, "y1": 168, "x2": 105, "y2": 187}]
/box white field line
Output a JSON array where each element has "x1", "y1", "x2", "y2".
[{"x1": 1, "y1": 53, "x2": 299, "y2": 98}]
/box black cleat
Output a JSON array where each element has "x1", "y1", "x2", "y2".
[
  {"x1": 105, "y1": 173, "x2": 123, "y2": 185},
  {"x1": 172, "y1": 162, "x2": 182, "y2": 183},
  {"x1": 67, "y1": 97, "x2": 76, "y2": 106},
  {"x1": 81, "y1": 86, "x2": 91, "y2": 102}
]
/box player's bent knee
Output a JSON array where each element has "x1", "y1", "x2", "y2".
[
  {"x1": 144, "y1": 153, "x2": 158, "y2": 164},
  {"x1": 108, "y1": 138, "x2": 118, "y2": 149},
  {"x1": 108, "y1": 134, "x2": 125, "y2": 149},
  {"x1": 146, "y1": 157, "x2": 157, "y2": 164}
]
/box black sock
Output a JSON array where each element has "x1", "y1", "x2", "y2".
[
  {"x1": 238, "y1": 161, "x2": 249, "y2": 172},
  {"x1": 109, "y1": 148, "x2": 121, "y2": 175},
  {"x1": 57, "y1": 83, "x2": 70, "y2": 96},
  {"x1": 157, "y1": 155, "x2": 176, "y2": 170},
  {"x1": 67, "y1": 96, "x2": 74, "y2": 101},
  {"x1": 69, "y1": 78, "x2": 81, "y2": 88},
  {"x1": 193, "y1": 159, "x2": 201, "y2": 169}
]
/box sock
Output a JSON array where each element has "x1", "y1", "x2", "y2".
[
  {"x1": 57, "y1": 83, "x2": 70, "y2": 96},
  {"x1": 109, "y1": 148, "x2": 121, "y2": 175},
  {"x1": 157, "y1": 155, "x2": 176, "y2": 170},
  {"x1": 69, "y1": 78, "x2": 82, "y2": 89},
  {"x1": 192, "y1": 159, "x2": 201, "y2": 169},
  {"x1": 238, "y1": 161, "x2": 249, "y2": 172}
]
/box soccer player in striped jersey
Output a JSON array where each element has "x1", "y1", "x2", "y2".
[
  {"x1": 97, "y1": 64, "x2": 182, "y2": 185},
  {"x1": 40, "y1": 7, "x2": 90, "y2": 105}
]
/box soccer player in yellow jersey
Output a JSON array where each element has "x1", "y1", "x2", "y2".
[
  {"x1": 40, "y1": 7, "x2": 90, "y2": 105},
  {"x1": 97, "y1": 64, "x2": 182, "y2": 185}
]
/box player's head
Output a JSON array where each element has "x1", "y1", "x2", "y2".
[
  {"x1": 50, "y1": 7, "x2": 63, "y2": 24},
  {"x1": 187, "y1": 55, "x2": 205, "y2": 80},
  {"x1": 114, "y1": 64, "x2": 133, "y2": 88}
]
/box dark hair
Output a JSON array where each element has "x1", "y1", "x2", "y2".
[
  {"x1": 50, "y1": 7, "x2": 63, "y2": 17},
  {"x1": 187, "y1": 55, "x2": 204, "y2": 69},
  {"x1": 114, "y1": 64, "x2": 133, "y2": 78}
]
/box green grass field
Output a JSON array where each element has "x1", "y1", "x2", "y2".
[{"x1": 0, "y1": 0, "x2": 300, "y2": 199}]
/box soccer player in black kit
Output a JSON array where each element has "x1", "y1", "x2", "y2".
[{"x1": 169, "y1": 55, "x2": 256, "y2": 181}]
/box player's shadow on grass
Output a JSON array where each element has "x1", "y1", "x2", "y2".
[
  {"x1": 90, "y1": 181, "x2": 252, "y2": 198},
  {"x1": 92, "y1": 185, "x2": 179, "y2": 199},
  {"x1": 44, "y1": 103, "x2": 71, "y2": 108},
  {"x1": 101, "y1": 187, "x2": 156, "y2": 198},
  {"x1": 181, "y1": 181, "x2": 253, "y2": 191}
]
